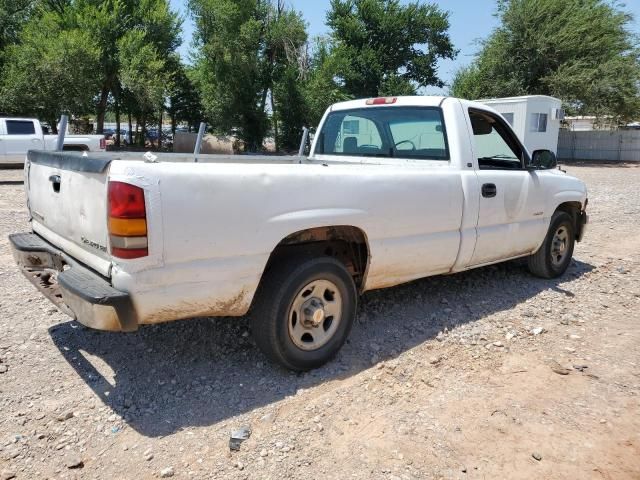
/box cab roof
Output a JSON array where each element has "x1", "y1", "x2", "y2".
[{"x1": 329, "y1": 96, "x2": 449, "y2": 112}]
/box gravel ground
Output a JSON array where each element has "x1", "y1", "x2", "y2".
[{"x1": 0, "y1": 165, "x2": 638, "y2": 480}]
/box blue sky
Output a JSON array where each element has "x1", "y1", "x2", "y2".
[{"x1": 169, "y1": 0, "x2": 640, "y2": 94}]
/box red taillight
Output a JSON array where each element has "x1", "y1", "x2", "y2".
[
  {"x1": 100, "y1": 138, "x2": 106, "y2": 149},
  {"x1": 109, "y1": 181, "x2": 146, "y2": 218},
  {"x1": 366, "y1": 97, "x2": 397, "y2": 105},
  {"x1": 108, "y1": 181, "x2": 148, "y2": 259}
]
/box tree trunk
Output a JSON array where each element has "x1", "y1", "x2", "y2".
[
  {"x1": 270, "y1": 90, "x2": 279, "y2": 153},
  {"x1": 140, "y1": 114, "x2": 146, "y2": 148},
  {"x1": 50, "y1": 118, "x2": 58, "y2": 135},
  {"x1": 95, "y1": 85, "x2": 109, "y2": 134},
  {"x1": 128, "y1": 112, "x2": 133, "y2": 145},
  {"x1": 158, "y1": 108, "x2": 163, "y2": 150},
  {"x1": 115, "y1": 96, "x2": 121, "y2": 148}
]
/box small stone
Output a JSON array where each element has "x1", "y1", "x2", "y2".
[
  {"x1": 493, "y1": 341, "x2": 504, "y2": 347},
  {"x1": 260, "y1": 449, "x2": 268, "y2": 457},
  {"x1": 429, "y1": 356, "x2": 441, "y2": 365},
  {"x1": 569, "y1": 334, "x2": 581, "y2": 340},
  {"x1": 143, "y1": 448, "x2": 154, "y2": 461},
  {"x1": 549, "y1": 361, "x2": 571, "y2": 376},
  {"x1": 57, "y1": 411, "x2": 74, "y2": 422},
  {"x1": 160, "y1": 467, "x2": 175, "y2": 478},
  {"x1": 0, "y1": 365, "x2": 7, "y2": 374},
  {"x1": 1, "y1": 469, "x2": 17, "y2": 480},
  {"x1": 573, "y1": 365, "x2": 588, "y2": 372},
  {"x1": 505, "y1": 332, "x2": 515, "y2": 341},
  {"x1": 532, "y1": 452, "x2": 542, "y2": 461},
  {"x1": 531, "y1": 327, "x2": 544, "y2": 336},
  {"x1": 229, "y1": 425, "x2": 251, "y2": 451},
  {"x1": 260, "y1": 412, "x2": 275, "y2": 423},
  {"x1": 65, "y1": 454, "x2": 84, "y2": 469}
]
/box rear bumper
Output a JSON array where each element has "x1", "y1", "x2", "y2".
[{"x1": 9, "y1": 232, "x2": 137, "y2": 332}]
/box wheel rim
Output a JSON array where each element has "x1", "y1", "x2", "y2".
[
  {"x1": 287, "y1": 279, "x2": 343, "y2": 351},
  {"x1": 551, "y1": 225, "x2": 570, "y2": 267}
]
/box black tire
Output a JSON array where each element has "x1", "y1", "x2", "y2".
[
  {"x1": 528, "y1": 211, "x2": 575, "y2": 279},
  {"x1": 250, "y1": 256, "x2": 357, "y2": 371}
]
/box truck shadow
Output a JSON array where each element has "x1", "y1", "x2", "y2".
[{"x1": 49, "y1": 258, "x2": 594, "y2": 437}]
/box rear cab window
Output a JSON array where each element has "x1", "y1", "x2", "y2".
[
  {"x1": 6, "y1": 120, "x2": 36, "y2": 135},
  {"x1": 316, "y1": 107, "x2": 449, "y2": 161}
]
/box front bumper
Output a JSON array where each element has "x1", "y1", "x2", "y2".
[{"x1": 9, "y1": 233, "x2": 137, "y2": 332}]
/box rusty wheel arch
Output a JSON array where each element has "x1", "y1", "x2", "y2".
[{"x1": 264, "y1": 226, "x2": 370, "y2": 291}]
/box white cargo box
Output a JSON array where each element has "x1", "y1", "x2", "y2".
[{"x1": 480, "y1": 95, "x2": 563, "y2": 154}]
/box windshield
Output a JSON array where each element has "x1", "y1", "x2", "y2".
[{"x1": 315, "y1": 107, "x2": 449, "y2": 161}]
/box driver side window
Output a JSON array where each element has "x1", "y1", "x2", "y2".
[{"x1": 469, "y1": 109, "x2": 524, "y2": 170}]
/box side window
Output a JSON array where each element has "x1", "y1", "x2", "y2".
[
  {"x1": 502, "y1": 112, "x2": 514, "y2": 126},
  {"x1": 469, "y1": 109, "x2": 524, "y2": 170},
  {"x1": 530, "y1": 113, "x2": 548, "y2": 132},
  {"x1": 6, "y1": 120, "x2": 36, "y2": 135},
  {"x1": 333, "y1": 115, "x2": 383, "y2": 154}
]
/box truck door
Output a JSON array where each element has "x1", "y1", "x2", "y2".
[
  {"x1": 467, "y1": 108, "x2": 546, "y2": 266},
  {"x1": 2, "y1": 119, "x2": 44, "y2": 164}
]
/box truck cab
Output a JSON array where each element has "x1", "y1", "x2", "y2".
[
  {"x1": 0, "y1": 118, "x2": 45, "y2": 163},
  {"x1": 0, "y1": 117, "x2": 106, "y2": 165}
]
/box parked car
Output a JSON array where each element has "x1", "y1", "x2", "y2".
[
  {"x1": 0, "y1": 117, "x2": 106, "y2": 164},
  {"x1": 9, "y1": 96, "x2": 588, "y2": 370}
]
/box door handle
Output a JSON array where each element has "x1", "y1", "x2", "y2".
[
  {"x1": 49, "y1": 175, "x2": 61, "y2": 193},
  {"x1": 482, "y1": 183, "x2": 497, "y2": 198}
]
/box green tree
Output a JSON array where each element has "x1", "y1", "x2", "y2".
[
  {"x1": 190, "y1": 0, "x2": 307, "y2": 151},
  {"x1": 326, "y1": 0, "x2": 456, "y2": 98},
  {"x1": 303, "y1": 37, "x2": 352, "y2": 127},
  {"x1": 73, "y1": 0, "x2": 181, "y2": 133},
  {"x1": 450, "y1": 0, "x2": 640, "y2": 122},
  {"x1": 0, "y1": 11, "x2": 100, "y2": 131},
  {"x1": 167, "y1": 62, "x2": 204, "y2": 134},
  {"x1": 0, "y1": 0, "x2": 33, "y2": 50}
]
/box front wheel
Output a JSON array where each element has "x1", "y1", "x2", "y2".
[
  {"x1": 251, "y1": 256, "x2": 357, "y2": 371},
  {"x1": 528, "y1": 211, "x2": 575, "y2": 278}
]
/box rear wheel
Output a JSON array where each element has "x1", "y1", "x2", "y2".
[
  {"x1": 251, "y1": 256, "x2": 357, "y2": 371},
  {"x1": 528, "y1": 211, "x2": 575, "y2": 278}
]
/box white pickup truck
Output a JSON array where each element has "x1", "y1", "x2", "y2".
[
  {"x1": 10, "y1": 96, "x2": 588, "y2": 370},
  {"x1": 0, "y1": 117, "x2": 106, "y2": 165}
]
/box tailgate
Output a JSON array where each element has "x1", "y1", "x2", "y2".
[{"x1": 26, "y1": 151, "x2": 112, "y2": 276}]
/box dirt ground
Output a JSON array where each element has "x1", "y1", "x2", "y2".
[{"x1": 0, "y1": 164, "x2": 638, "y2": 480}]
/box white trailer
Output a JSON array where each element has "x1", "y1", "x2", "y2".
[{"x1": 480, "y1": 95, "x2": 564, "y2": 154}]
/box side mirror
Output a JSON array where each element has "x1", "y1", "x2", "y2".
[{"x1": 528, "y1": 149, "x2": 557, "y2": 170}]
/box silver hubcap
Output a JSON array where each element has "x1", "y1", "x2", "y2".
[
  {"x1": 551, "y1": 226, "x2": 570, "y2": 266},
  {"x1": 288, "y1": 279, "x2": 342, "y2": 351}
]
